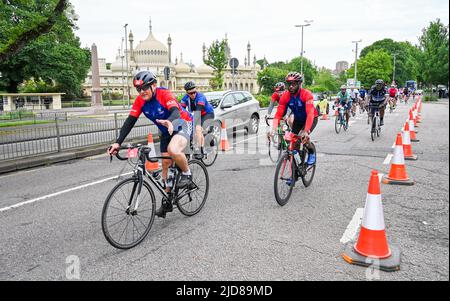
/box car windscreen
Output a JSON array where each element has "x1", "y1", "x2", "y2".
[{"x1": 204, "y1": 93, "x2": 224, "y2": 108}]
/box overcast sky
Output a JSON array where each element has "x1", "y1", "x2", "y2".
[{"x1": 71, "y1": 0, "x2": 449, "y2": 70}]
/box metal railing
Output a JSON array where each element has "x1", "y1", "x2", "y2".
[{"x1": 0, "y1": 113, "x2": 157, "y2": 161}]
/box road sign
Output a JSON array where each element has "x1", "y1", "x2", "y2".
[
  {"x1": 230, "y1": 58, "x2": 239, "y2": 70},
  {"x1": 163, "y1": 66, "x2": 170, "y2": 81}
]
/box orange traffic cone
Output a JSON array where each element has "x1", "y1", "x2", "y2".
[
  {"x1": 343, "y1": 170, "x2": 401, "y2": 272},
  {"x1": 383, "y1": 134, "x2": 414, "y2": 185},
  {"x1": 145, "y1": 133, "x2": 160, "y2": 171},
  {"x1": 403, "y1": 122, "x2": 418, "y2": 160},
  {"x1": 220, "y1": 121, "x2": 230, "y2": 152},
  {"x1": 408, "y1": 113, "x2": 419, "y2": 142},
  {"x1": 412, "y1": 107, "x2": 418, "y2": 127},
  {"x1": 321, "y1": 112, "x2": 329, "y2": 120},
  {"x1": 414, "y1": 105, "x2": 421, "y2": 123}
]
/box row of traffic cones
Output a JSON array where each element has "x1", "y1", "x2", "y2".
[{"x1": 342, "y1": 96, "x2": 424, "y2": 272}]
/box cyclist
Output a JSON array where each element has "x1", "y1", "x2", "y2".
[
  {"x1": 335, "y1": 85, "x2": 352, "y2": 125},
  {"x1": 388, "y1": 84, "x2": 398, "y2": 109},
  {"x1": 267, "y1": 82, "x2": 286, "y2": 116},
  {"x1": 403, "y1": 86, "x2": 410, "y2": 104},
  {"x1": 181, "y1": 81, "x2": 215, "y2": 159},
  {"x1": 359, "y1": 85, "x2": 367, "y2": 112},
  {"x1": 368, "y1": 79, "x2": 388, "y2": 126},
  {"x1": 349, "y1": 86, "x2": 359, "y2": 116},
  {"x1": 269, "y1": 72, "x2": 319, "y2": 165},
  {"x1": 108, "y1": 71, "x2": 193, "y2": 218}
]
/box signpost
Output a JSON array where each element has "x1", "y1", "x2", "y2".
[
  {"x1": 163, "y1": 66, "x2": 170, "y2": 88},
  {"x1": 230, "y1": 58, "x2": 239, "y2": 91}
]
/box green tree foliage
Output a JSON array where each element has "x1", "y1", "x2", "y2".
[
  {"x1": 257, "y1": 57, "x2": 318, "y2": 94},
  {"x1": 310, "y1": 69, "x2": 342, "y2": 92},
  {"x1": 0, "y1": 1, "x2": 90, "y2": 98},
  {"x1": 418, "y1": 19, "x2": 449, "y2": 87},
  {"x1": 347, "y1": 49, "x2": 392, "y2": 87},
  {"x1": 360, "y1": 38, "x2": 420, "y2": 86},
  {"x1": 257, "y1": 67, "x2": 286, "y2": 95},
  {"x1": 256, "y1": 58, "x2": 269, "y2": 70},
  {"x1": 204, "y1": 39, "x2": 228, "y2": 90}
]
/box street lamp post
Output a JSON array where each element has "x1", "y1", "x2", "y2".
[
  {"x1": 295, "y1": 20, "x2": 313, "y2": 77},
  {"x1": 352, "y1": 39, "x2": 362, "y2": 87},
  {"x1": 392, "y1": 53, "x2": 398, "y2": 84},
  {"x1": 124, "y1": 24, "x2": 130, "y2": 109},
  {"x1": 120, "y1": 38, "x2": 125, "y2": 108}
]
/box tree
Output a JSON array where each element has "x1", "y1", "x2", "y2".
[
  {"x1": 0, "y1": 0, "x2": 68, "y2": 62},
  {"x1": 257, "y1": 67, "x2": 286, "y2": 95},
  {"x1": 310, "y1": 69, "x2": 342, "y2": 92},
  {"x1": 204, "y1": 39, "x2": 228, "y2": 90},
  {"x1": 0, "y1": 1, "x2": 90, "y2": 97},
  {"x1": 256, "y1": 58, "x2": 269, "y2": 70},
  {"x1": 418, "y1": 19, "x2": 449, "y2": 88},
  {"x1": 348, "y1": 49, "x2": 392, "y2": 88},
  {"x1": 286, "y1": 57, "x2": 317, "y2": 86},
  {"x1": 360, "y1": 38, "x2": 420, "y2": 86}
]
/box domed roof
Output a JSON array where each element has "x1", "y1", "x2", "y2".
[
  {"x1": 197, "y1": 63, "x2": 214, "y2": 74},
  {"x1": 174, "y1": 55, "x2": 191, "y2": 74},
  {"x1": 134, "y1": 29, "x2": 169, "y2": 65},
  {"x1": 111, "y1": 55, "x2": 124, "y2": 72}
]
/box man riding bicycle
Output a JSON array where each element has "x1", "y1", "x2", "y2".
[
  {"x1": 349, "y1": 86, "x2": 359, "y2": 116},
  {"x1": 267, "y1": 82, "x2": 286, "y2": 116},
  {"x1": 369, "y1": 79, "x2": 388, "y2": 126},
  {"x1": 108, "y1": 71, "x2": 194, "y2": 218},
  {"x1": 181, "y1": 81, "x2": 215, "y2": 160},
  {"x1": 269, "y1": 72, "x2": 319, "y2": 166},
  {"x1": 388, "y1": 84, "x2": 398, "y2": 109},
  {"x1": 335, "y1": 85, "x2": 352, "y2": 125},
  {"x1": 359, "y1": 85, "x2": 367, "y2": 111}
]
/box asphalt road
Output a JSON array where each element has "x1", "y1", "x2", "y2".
[{"x1": 0, "y1": 99, "x2": 448, "y2": 281}]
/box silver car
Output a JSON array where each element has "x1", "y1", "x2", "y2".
[{"x1": 204, "y1": 91, "x2": 261, "y2": 137}]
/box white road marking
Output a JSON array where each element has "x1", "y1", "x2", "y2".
[
  {"x1": 0, "y1": 172, "x2": 133, "y2": 213},
  {"x1": 349, "y1": 121, "x2": 356, "y2": 126},
  {"x1": 340, "y1": 208, "x2": 364, "y2": 244},
  {"x1": 383, "y1": 154, "x2": 393, "y2": 165}
]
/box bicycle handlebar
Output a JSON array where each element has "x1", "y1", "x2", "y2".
[{"x1": 110, "y1": 145, "x2": 172, "y2": 163}]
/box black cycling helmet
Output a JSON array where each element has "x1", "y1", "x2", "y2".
[
  {"x1": 275, "y1": 82, "x2": 286, "y2": 92},
  {"x1": 133, "y1": 71, "x2": 157, "y2": 88},
  {"x1": 184, "y1": 81, "x2": 196, "y2": 91},
  {"x1": 285, "y1": 72, "x2": 303, "y2": 83},
  {"x1": 375, "y1": 79, "x2": 384, "y2": 90}
]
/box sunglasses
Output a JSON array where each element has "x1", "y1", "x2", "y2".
[
  {"x1": 188, "y1": 91, "x2": 197, "y2": 95},
  {"x1": 136, "y1": 84, "x2": 152, "y2": 93}
]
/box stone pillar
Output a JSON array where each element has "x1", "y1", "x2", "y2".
[
  {"x1": 168, "y1": 35, "x2": 172, "y2": 64},
  {"x1": 89, "y1": 43, "x2": 107, "y2": 115},
  {"x1": 53, "y1": 94, "x2": 62, "y2": 110},
  {"x1": 247, "y1": 41, "x2": 251, "y2": 68}
]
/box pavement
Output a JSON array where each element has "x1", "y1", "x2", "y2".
[{"x1": 0, "y1": 98, "x2": 448, "y2": 281}]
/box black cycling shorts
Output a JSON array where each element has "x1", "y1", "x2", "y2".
[{"x1": 292, "y1": 116, "x2": 319, "y2": 135}]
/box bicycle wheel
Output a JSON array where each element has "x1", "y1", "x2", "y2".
[
  {"x1": 268, "y1": 134, "x2": 281, "y2": 163},
  {"x1": 335, "y1": 114, "x2": 342, "y2": 134},
  {"x1": 371, "y1": 116, "x2": 377, "y2": 141},
  {"x1": 301, "y1": 142, "x2": 317, "y2": 187},
  {"x1": 274, "y1": 153, "x2": 295, "y2": 206},
  {"x1": 102, "y1": 178, "x2": 156, "y2": 250},
  {"x1": 202, "y1": 136, "x2": 219, "y2": 167},
  {"x1": 176, "y1": 160, "x2": 209, "y2": 216}
]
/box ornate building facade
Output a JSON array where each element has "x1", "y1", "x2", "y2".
[{"x1": 82, "y1": 19, "x2": 260, "y2": 97}]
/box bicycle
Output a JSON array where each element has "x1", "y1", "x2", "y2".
[
  {"x1": 102, "y1": 144, "x2": 209, "y2": 249},
  {"x1": 186, "y1": 126, "x2": 219, "y2": 167},
  {"x1": 388, "y1": 97, "x2": 396, "y2": 113},
  {"x1": 273, "y1": 131, "x2": 317, "y2": 206},
  {"x1": 334, "y1": 104, "x2": 349, "y2": 134},
  {"x1": 369, "y1": 103, "x2": 383, "y2": 142},
  {"x1": 265, "y1": 116, "x2": 290, "y2": 163}
]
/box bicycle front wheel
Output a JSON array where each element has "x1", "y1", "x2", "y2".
[
  {"x1": 302, "y1": 143, "x2": 317, "y2": 187},
  {"x1": 101, "y1": 178, "x2": 156, "y2": 250},
  {"x1": 274, "y1": 153, "x2": 295, "y2": 206},
  {"x1": 371, "y1": 116, "x2": 377, "y2": 141},
  {"x1": 202, "y1": 136, "x2": 219, "y2": 167},
  {"x1": 335, "y1": 114, "x2": 342, "y2": 134},
  {"x1": 268, "y1": 135, "x2": 280, "y2": 163},
  {"x1": 176, "y1": 160, "x2": 209, "y2": 216}
]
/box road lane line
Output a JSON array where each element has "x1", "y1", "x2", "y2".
[
  {"x1": 383, "y1": 154, "x2": 393, "y2": 165},
  {"x1": 0, "y1": 172, "x2": 133, "y2": 213},
  {"x1": 340, "y1": 208, "x2": 364, "y2": 244}
]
